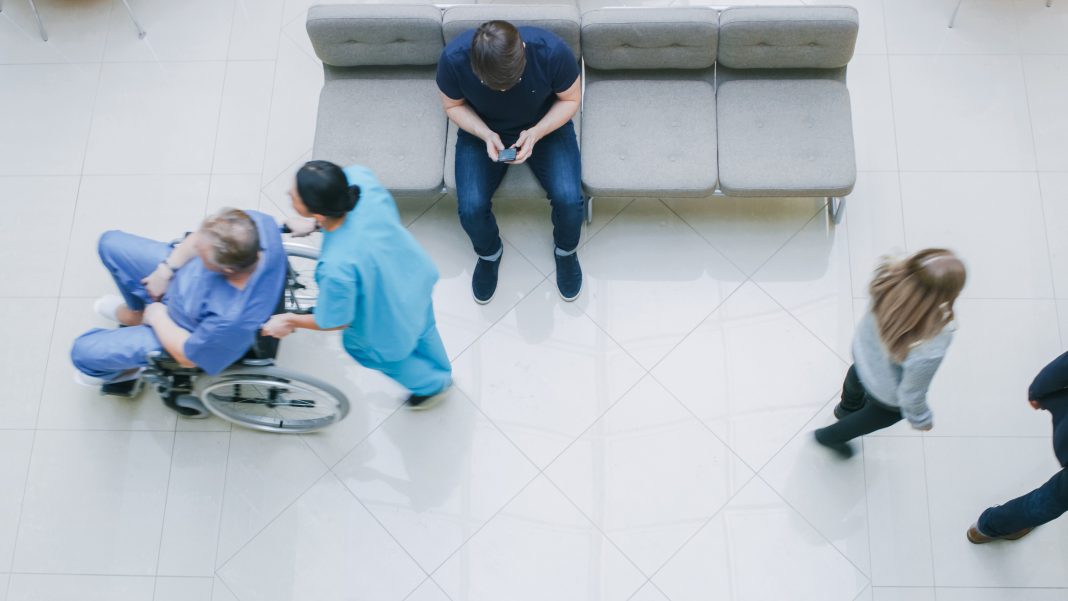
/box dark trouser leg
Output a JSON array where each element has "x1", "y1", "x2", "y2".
[
  {"x1": 840, "y1": 365, "x2": 869, "y2": 411},
  {"x1": 978, "y1": 467, "x2": 1068, "y2": 537},
  {"x1": 97, "y1": 230, "x2": 171, "y2": 311},
  {"x1": 816, "y1": 395, "x2": 904, "y2": 445},
  {"x1": 454, "y1": 130, "x2": 508, "y2": 259},
  {"x1": 524, "y1": 121, "x2": 584, "y2": 254}
]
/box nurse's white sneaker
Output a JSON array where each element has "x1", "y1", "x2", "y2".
[
  {"x1": 406, "y1": 384, "x2": 450, "y2": 411},
  {"x1": 94, "y1": 295, "x2": 126, "y2": 324}
]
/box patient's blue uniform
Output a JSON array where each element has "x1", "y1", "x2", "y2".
[
  {"x1": 313, "y1": 165, "x2": 451, "y2": 396},
  {"x1": 71, "y1": 211, "x2": 286, "y2": 380}
]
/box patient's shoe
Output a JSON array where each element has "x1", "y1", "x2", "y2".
[
  {"x1": 73, "y1": 367, "x2": 143, "y2": 389},
  {"x1": 94, "y1": 295, "x2": 126, "y2": 324}
]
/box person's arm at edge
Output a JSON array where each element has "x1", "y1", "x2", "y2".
[
  {"x1": 1030, "y1": 350, "x2": 1068, "y2": 403},
  {"x1": 512, "y1": 77, "x2": 580, "y2": 163}
]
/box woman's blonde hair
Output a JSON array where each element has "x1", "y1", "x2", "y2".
[{"x1": 870, "y1": 248, "x2": 966, "y2": 362}]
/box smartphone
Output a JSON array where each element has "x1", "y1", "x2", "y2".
[{"x1": 497, "y1": 148, "x2": 518, "y2": 162}]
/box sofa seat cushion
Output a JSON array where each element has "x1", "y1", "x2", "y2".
[
  {"x1": 581, "y1": 79, "x2": 717, "y2": 197},
  {"x1": 313, "y1": 76, "x2": 446, "y2": 197},
  {"x1": 717, "y1": 78, "x2": 855, "y2": 197},
  {"x1": 443, "y1": 112, "x2": 581, "y2": 200}
]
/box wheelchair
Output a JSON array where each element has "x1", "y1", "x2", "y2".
[{"x1": 139, "y1": 240, "x2": 350, "y2": 433}]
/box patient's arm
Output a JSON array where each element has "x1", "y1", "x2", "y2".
[
  {"x1": 143, "y1": 303, "x2": 194, "y2": 367},
  {"x1": 261, "y1": 313, "x2": 346, "y2": 339},
  {"x1": 143, "y1": 232, "x2": 201, "y2": 301}
]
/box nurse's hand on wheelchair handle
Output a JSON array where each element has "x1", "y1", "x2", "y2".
[
  {"x1": 262, "y1": 313, "x2": 296, "y2": 339},
  {"x1": 283, "y1": 216, "x2": 318, "y2": 237}
]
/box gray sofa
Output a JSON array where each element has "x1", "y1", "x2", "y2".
[{"x1": 306, "y1": 4, "x2": 858, "y2": 222}]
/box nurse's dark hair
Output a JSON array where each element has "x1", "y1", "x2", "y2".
[
  {"x1": 199, "y1": 208, "x2": 260, "y2": 274},
  {"x1": 471, "y1": 20, "x2": 526, "y2": 91},
  {"x1": 296, "y1": 160, "x2": 359, "y2": 218}
]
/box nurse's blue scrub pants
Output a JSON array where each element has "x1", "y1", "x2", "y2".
[
  {"x1": 70, "y1": 231, "x2": 169, "y2": 381},
  {"x1": 345, "y1": 304, "x2": 452, "y2": 397}
]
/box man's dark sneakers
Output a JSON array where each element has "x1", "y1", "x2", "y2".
[
  {"x1": 555, "y1": 252, "x2": 582, "y2": 301},
  {"x1": 472, "y1": 253, "x2": 501, "y2": 304}
]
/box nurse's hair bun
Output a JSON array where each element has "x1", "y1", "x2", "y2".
[{"x1": 296, "y1": 160, "x2": 359, "y2": 218}]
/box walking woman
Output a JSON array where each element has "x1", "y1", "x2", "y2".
[
  {"x1": 814, "y1": 248, "x2": 966, "y2": 458},
  {"x1": 262, "y1": 161, "x2": 452, "y2": 409}
]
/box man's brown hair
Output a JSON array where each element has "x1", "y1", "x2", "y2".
[{"x1": 471, "y1": 20, "x2": 526, "y2": 91}]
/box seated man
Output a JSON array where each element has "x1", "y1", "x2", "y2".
[{"x1": 71, "y1": 208, "x2": 289, "y2": 401}]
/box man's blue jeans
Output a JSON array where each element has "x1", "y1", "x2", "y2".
[
  {"x1": 978, "y1": 392, "x2": 1068, "y2": 536},
  {"x1": 454, "y1": 121, "x2": 584, "y2": 258}
]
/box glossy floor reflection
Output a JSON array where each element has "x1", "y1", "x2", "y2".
[{"x1": 2, "y1": 0, "x2": 1068, "y2": 599}]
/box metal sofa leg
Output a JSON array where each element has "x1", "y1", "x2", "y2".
[
  {"x1": 119, "y1": 0, "x2": 147, "y2": 39},
  {"x1": 585, "y1": 196, "x2": 594, "y2": 225},
  {"x1": 827, "y1": 196, "x2": 844, "y2": 224},
  {"x1": 948, "y1": 0, "x2": 965, "y2": 27},
  {"x1": 27, "y1": 0, "x2": 47, "y2": 41}
]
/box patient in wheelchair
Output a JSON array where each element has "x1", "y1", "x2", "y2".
[{"x1": 70, "y1": 208, "x2": 289, "y2": 398}]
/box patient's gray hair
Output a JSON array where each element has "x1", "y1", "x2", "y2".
[{"x1": 199, "y1": 208, "x2": 260, "y2": 273}]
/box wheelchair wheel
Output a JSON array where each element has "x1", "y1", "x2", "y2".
[
  {"x1": 194, "y1": 365, "x2": 349, "y2": 433},
  {"x1": 282, "y1": 242, "x2": 319, "y2": 314}
]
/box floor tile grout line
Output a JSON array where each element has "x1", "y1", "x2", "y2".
[
  {"x1": 919, "y1": 433, "x2": 939, "y2": 588},
  {"x1": 753, "y1": 466, "x2": 874, "y2": 582},
  {"x1": 148, "y1": 431, "x2": 180, "y2": 600},
  {"x1": 2, "y1": 2, "x2": 116, "y2": 594},
  {"x1": 860, "y1": 435, "x2": 876, "y2": 589},
  {"x1": 208, "y1": 425, "x2": 234, "y2": 584},
  {"x1": 214, "y1": 573, "x2": 243, "y2": 601},
  {"x1": 212, "y1": 469, "x2": 335, "y2": 576},
  {"x1": 201, "y1": 0, "x2": 243, "y2": 193},
  {"x1": 661, "y1": 194, "x2": 826, "y2": 279},
  {"x1": 1017, "y1": 54, "x2": 1064, "y2": 332}
]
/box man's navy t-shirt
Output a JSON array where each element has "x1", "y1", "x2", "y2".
[{"x1": 436, "y1": 27, "x2": 579, "y2": 143}]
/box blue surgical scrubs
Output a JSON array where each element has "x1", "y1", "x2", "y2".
[
  {"x1": 71, "y1": 211, "x2": 287, "y2": 380},
  {"x1": 313, "y1": 165, "x2": 451, "y2": 396}
]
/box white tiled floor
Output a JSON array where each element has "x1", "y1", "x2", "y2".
[{"x1": 1, "y1": 0, "x2": 1067, "y2": 599}]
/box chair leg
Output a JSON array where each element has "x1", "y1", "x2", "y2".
[
  {"x1": 27, "y1": 0, "x2": 47, "y2": 41},
  {"x1": 828, "y1": 196, "x2": 844, "y2": 224},
  {"x1": 119, "y1": 0, "x2": 146, "y2": 39},
  {"x1": 948, "y1": 0, "x2": 965, "y2": 27}
]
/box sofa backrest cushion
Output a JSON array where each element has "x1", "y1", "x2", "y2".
[
  {"x1": 306, "y1": 4, "x2": 444, "y2": 67},
  {"x1": 442, "y1": 4, "x2": 581, "y2": 58},
  {"x1": 717, "y1": 6, "x2": 858, "y2": 70},
  {"x1": 581, "y1": 8, "x2": 718, "y2": 70}
]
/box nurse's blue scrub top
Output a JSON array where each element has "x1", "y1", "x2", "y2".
[
  {"x1": 313, "y1": 165, "x2": 440, "y2": 363},
  {"x1": 165, "y1": 210, "x2": 286, "y2": 374}
]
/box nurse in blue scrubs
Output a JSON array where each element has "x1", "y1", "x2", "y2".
[{"x1": 262, "y1": 161, "x2": 451, "y2": 409}]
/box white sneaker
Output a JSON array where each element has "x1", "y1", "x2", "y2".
[
  {"x1": 94, "y1": 295, "x2": 126, "y2": 324},
  {"x1": 73, "y1": 367, "x2": 143, "y2": 388}
]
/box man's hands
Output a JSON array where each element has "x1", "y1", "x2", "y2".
[
  {"x1": 484, "y1": 132, "x2": 505, "y2": 162},
  {"x1": 512, "y1": 126, "x2": 542, "y2": 164},
  {"x1": 284, "y1": 216, "x2": 318, "y2": 237},
  {"x1": 142, "y1": 302, "x2": 169, "y2": 328},
  {"x1": 141, "y1": 264, "x2": 173, "y2": 301},
  {"x1": 262, "y1": 313, "x2": 296, "y2": 339}
]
